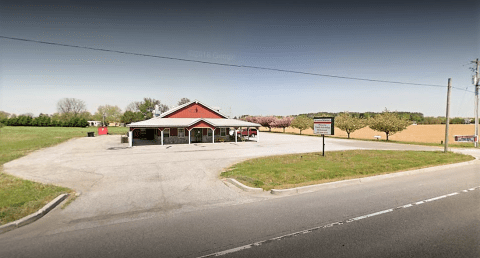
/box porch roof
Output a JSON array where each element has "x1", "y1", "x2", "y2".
[{"x1": 127, "y1": 118, "x2": 260, "y2": 128}]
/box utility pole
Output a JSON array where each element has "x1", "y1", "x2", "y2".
[
  {"x1": 444, "y1": 78, "x2": 452, "y2": 153},
  {"x1": 474, "y1": 58, "x2": 479, "y2": 148}
]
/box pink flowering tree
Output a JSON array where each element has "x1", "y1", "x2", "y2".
[
  {"x1": 257, "y1": 116, "x2": 277, "y2": 131},
  {"x1": 271, "y1": 116, "x2": 294, "y2": 133},
  {"x1": 244, "y1": 116, "x2": 258, "y2": 123}
]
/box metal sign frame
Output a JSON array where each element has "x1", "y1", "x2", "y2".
[
  {"x1": 454, "y1": 135, "x2": 478, "y2": 142},
  {"x1": 313, "y1": 117, "x2": 334, "y2": 135}
]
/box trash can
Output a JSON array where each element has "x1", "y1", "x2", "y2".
[{"x1": 87, "y1": 132, "x2": 95, "y2": 137}]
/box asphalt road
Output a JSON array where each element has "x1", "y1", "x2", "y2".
[
  {"x1": 222, "y1": 189, "x2": 480, "y2": 258},
  {"x1": 1, "y1": 152, "x2": 478, "y2": 258}
]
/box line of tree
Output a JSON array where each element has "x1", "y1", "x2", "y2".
[
  {"x1": 300, "y1": 111, "x2": 475, "y2": 125},
  {"x1": 298, "y1": 111, "x2": 425, "y2": 122},
  {"x1": 0, "y1": 97, "x2": 193, "y2": 128},
  {"x1": 243, "y1": 116, "x2": 295, "y2": 133},
  {"x1": 0, "y1": 114, "x2": 89, "y2": 127},
  {"x1": 242, "y1": 109, "x2": 412, "y2": 140}
]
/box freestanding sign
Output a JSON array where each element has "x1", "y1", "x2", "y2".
[
  {"x1": 313, "y1": 117, "x2": 334, "y2": 156},
  {"x1": 454, "y1": 135, "x2": 478, "y2": 142},
  {"x1": 314, "y1": 117, "x2": 334, "y2": 135}
]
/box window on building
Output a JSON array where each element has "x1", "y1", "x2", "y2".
[
  {"x1": 220, "y1": 128, "x2": 226, "y2": 136},
  {"x1": 178, "y1": 128, "x2": 185, "y2": 137},
  {"x1": 164, "y1": 128, "x2": 170, "y2": 138},
  {"x1": 208, "y1": 129, "x2": 213, "y2": 136},
  {"x1": 171, "y1": 128, "x2": 178, "y2": 137}
]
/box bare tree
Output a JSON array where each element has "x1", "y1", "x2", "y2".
[
  {"x1": 57, "y1": 98, "x2": 86, "y2": 117},
  {"x1": 94, "y1": 105, "x2": 123, "y2": 124},
  {"x1": 177, "y1": 98, "x2": 191, "y2": 106},
  {"x1": 125, "y1": 102, "x2": 140, "y2": 112},
  {"x1": 159, "y1": 104, "x2": 169, "y2": 112},
  {"x1": 21, "y1": 113, "x2": 35, "y2": 118}
]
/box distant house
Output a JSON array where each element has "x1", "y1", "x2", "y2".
[
  {"x1": 127, "y1": 100, "x2": 260, "y2": 145},
  {"x1": 88, "y1": 121, "x2": 101, "y2": 127}
]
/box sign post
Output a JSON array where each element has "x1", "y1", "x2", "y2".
[{"x1": 313, "y1": 117, "x2": 335, "y2": 156}]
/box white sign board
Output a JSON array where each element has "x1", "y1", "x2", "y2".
[
  {"x1": 454, "y1": 135, "x2": 478, "y2": 142},
  {"x1": 313, "y1": 117, "x2": 334, "y2": 135}
]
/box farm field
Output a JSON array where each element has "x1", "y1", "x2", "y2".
[{"x1": 264, "y1": 124, "x2": 477, "y2": 145}]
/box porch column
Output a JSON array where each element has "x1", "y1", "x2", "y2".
[
  {"x1": 161, "y1": 130, "x2": 164, "y2": 145},
  {"x1": 128, "y1": 131, "x2": 133, "y2": 147},
  {"x1": 211, "y1": 128, "x2": 215, "y2": 143},
  {"x1": 247, "y1": 127, "x2": 250, "y2": 140},
  {"x1": 188, "y1": 129, "x2": 191, "y2": 144},
  {"x1": 257, "y1": 128, "x2": 259, "y2": 142},
  {"x1": 235, "y1": 127, "x2": 237, "y2": 143}
]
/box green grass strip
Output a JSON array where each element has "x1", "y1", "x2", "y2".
[
  {"x1": 221, "y1": 150, "x2": 474, "y2": 191},
  {"x1": 0, "y1": 173, "x2": 70, "y2": 224},
  {"x1": 0, "y1": 126, "x2": 128, "y2": 225}
]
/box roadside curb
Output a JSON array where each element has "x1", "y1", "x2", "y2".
[
  {"x1": 270, "y1": 158, "x2": 478, "y2": 195},
  {"x1": 226, "y1": 178, "x2": 264, "y2": 192},
  {"x1": 0, "y1": 193, "x2": 69, "y2": 235},
  {"x1": 228, "y1": 157, "x2": 478, "y2": 196},
  {"x1": 270, "y1": 178, "x2": 360, "y2": 195}
]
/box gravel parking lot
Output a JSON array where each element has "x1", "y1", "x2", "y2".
[{"x1": 3, "y1": 132, "x2": 448, "y2": 232}]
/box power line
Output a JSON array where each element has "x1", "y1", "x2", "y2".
[
  {"x1": 0, "y1": 35, "x2": 472, "y2": 91},
  {"x1": 452, "y1": 86, "x2": 475, "y2": 93}
]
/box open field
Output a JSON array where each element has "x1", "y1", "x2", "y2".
[
  {"x1": 0, "y1": 126, "x2": 128, "y2": 165},
  {"x1": 221, "y1": 150, "x2": 475, "y2": 191},
  {"x1": 264, "y1": 124, "x2": 477, "y2": 145},
  {"x1": 0, "y1": 126, "x2": 127, "y2": 225}
]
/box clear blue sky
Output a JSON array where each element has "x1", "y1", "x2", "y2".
[{"x1": 1, "y1": 0, "x2": 479, "y2": 118}]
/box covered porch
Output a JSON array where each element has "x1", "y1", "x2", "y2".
[{"x1": 127, "y1": 118, "x2": 260, "y2": 147}]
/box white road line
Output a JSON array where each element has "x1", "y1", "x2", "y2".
[
  {"x1": 215, "y1": 245, "x2": 252, "y2": 256},
  {"x1": 424, "y1": 195, "x2": 447, "y2": 202},
  {"x1": 346, "y1": 209, "x2": 393, "y2": 223},
  {"x1": 197, "y1": 186, "x2": 479, "y2": 258}
]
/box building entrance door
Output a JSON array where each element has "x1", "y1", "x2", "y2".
[{"x1": 192, "y1": 128, "x2": 202, "y2": 143}]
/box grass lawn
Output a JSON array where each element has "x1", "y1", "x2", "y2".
[
  {"x1": 0, "y1": 126, "x2": 128, "y2": 225},
  {"x1": 221, "y1": 150, "x2": 475, "y2": 191},
  {"x1": 0, "y1": 173, "x2": 70, "y2": 225}
]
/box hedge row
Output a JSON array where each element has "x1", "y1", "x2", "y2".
[{"x1": 0, "y1": 115, "x2": 89, "y2": 127}]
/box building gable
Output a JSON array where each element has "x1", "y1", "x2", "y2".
[
  {"x1": 187, "y1": 120, "x2": 216, "y2": 130},
  {"x1": 164, "y1": 102, "x2": 226, "y2": 119}
]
